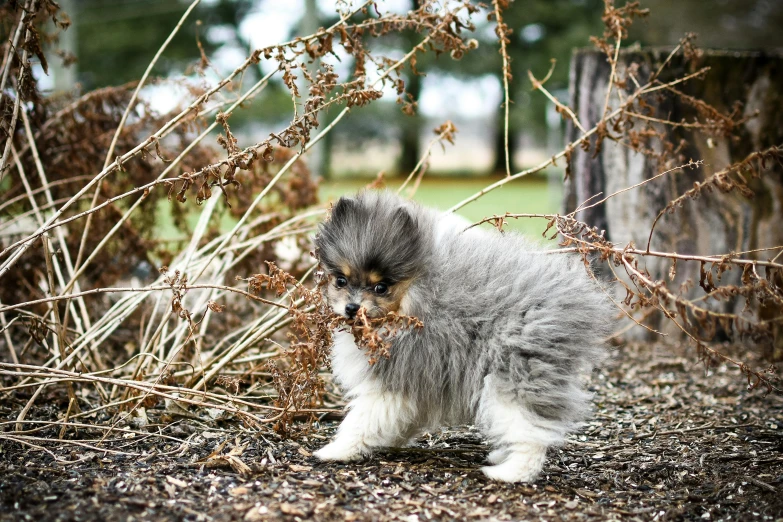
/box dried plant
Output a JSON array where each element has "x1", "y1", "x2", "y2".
[
  {"x1": 345, "y1": 307, "x2": 424, "y2": 365},
  {"x1": 463, "y1": 2, "x2": 782, "y2": 394},
  {"x1": 0, "y1": 0, "x2": 780, "y2": 458},
  {"x1": 246, "y1": 261, "x2": 422, "y2": 434}
]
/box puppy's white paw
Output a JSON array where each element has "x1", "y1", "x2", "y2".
[
  {"x1": 480, "y1": 445, "x2": 547, "y2": 483},
  {"x1": 481, "y1": 461, "x2": 539, "y2": 483},
  {"x1": 486, "y1": 448, "x2": 509, "y2": 465},
  {"x1": 313, "y1": 441, "x2": 365, "y2": 462}
]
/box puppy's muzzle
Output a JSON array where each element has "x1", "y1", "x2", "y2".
[{"x1": 345, "y1": 303, "x2": 360, "y2": 318}]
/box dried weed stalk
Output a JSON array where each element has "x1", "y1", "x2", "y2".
[
  {"x1": 245, "y1": 261, "x2": 422, "y2": 434},
  {"x1": 0, "y1": 0, "x2": 483, "y2": 440},
  {"x1": 0, "y1": 0, "x2": 780, "y2": 455},
  {"x1": 347, "y1": 307, "x2": 424, "y2": 365},
  {"x1": 464, "y1": 2, "x2": 782, "y2": 393}
]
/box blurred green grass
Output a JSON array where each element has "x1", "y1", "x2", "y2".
[
  {"x1": 156, "y1": 174, "x2": 562, "y2": 243},
  {"x1": 320, "y1": 175, "x2": 562, "y2": 240}
]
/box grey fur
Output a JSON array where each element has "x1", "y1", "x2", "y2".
[{"x1": 314, "y1": 191, "x2": 612, "y2": 480}]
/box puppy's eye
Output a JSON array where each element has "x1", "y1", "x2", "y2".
[
  {"x1": 373, "y1": 282, "x2": 388, "y2": 295},
  {"x1": 335, "y1": 276, "x2": 348, "y2": 288}
]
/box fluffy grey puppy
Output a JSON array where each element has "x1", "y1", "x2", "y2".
[{"x1": 313, "y1": 190, "x2": 610, "y2": 482}]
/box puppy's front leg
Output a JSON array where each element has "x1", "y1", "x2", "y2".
[{"x1": 315, "y1": 388, "x2": 417, "y2": 462}]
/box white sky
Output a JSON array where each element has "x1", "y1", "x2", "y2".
[{"x1": 240, "y1": 0, "x2": 413, "y2": 48}]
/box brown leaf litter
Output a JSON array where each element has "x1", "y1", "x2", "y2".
[{"x1": 1, "y1": 341, "x2": 781, "y2": 521}]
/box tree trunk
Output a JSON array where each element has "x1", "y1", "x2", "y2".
[
  {"x1": 397, "y1": 0, "x2": 424, "y2": 177},
  {"x1": 301, "y1": 0, "x2": 327, "y2": 178},
  {"x1": 53, "y1": 0, "x2": 77, "y2": 92},
  {"x1": 491, "y1": 117, "x2": 519, "y2": 175},
  {"x1": 564, "y1": 48, "x2": 783, "y2": 353},
  {"x1": 398, "y1": 70, "x2": 423, "y2": 177}
]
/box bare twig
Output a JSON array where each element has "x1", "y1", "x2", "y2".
[
  {"x1": 493, "y1": 0, "x2": 512, "y2": 176},
  {"x1": 0, "y1": 0, "x2": 34, "y2": 182}
]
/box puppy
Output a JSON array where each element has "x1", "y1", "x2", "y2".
[{"x1": 313, "y1": 191, "x2": 610, "y2": 482}]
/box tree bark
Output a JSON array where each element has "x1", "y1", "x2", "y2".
[{"x1": 564, "y1": 48, "x2": 783, "y2": 353}]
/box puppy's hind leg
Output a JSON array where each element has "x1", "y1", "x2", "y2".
[
  {"x1": 481, "y1": 443, "x2": 548, "y2": 483},
  {"x1": 486, "y1": 447, "x2": 510, "y2": 465},
  {"x1": 477, "y1": 376, "x2": 565, "y2": 483},
  {"x1": 314, "y1": 383, "x2": 418, "y2": 462}
]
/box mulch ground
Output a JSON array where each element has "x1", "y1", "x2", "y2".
[{"x1": 1, "y1": 342, "x2": 782, "y2": 522}]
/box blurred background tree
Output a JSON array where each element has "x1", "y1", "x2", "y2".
[
  {"x1": 48, "y1": 0, "x2": 783, "y2": 180},
  {"x1": 69, "y1": 0, "x2": 245, "y2": 88}
]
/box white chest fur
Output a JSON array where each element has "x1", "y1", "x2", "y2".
[{"x1": 330, "y1": 329, "x2": 373, "y2": 398}]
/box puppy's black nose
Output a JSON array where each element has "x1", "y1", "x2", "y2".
[{"x1": 345, "y1": 303, "x2": 360, "y2": 318}]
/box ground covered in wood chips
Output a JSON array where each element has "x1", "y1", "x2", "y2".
[{"x1": 1, "y1": 343, "x2": 782, "y2": 522}]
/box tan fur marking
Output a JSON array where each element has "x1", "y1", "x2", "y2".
[{"x1": 363, "y1": 278, "x2": 413, "y2": 317}]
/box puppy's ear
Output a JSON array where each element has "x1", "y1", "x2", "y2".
[
  {"x1": 391, "y1": 206, "x2": 419, "y2": 245},
  {"x1": 330, "y1": 196, "x2": 358, "y2": 225}
]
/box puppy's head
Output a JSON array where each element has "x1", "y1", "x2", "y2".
[{"x1": 315, "y1": 192, "x2": 423, "y2": 319}]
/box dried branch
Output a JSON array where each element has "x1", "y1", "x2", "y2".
[{"x1": 493, "y1": 0, "x2": 512, "y2": 176}]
